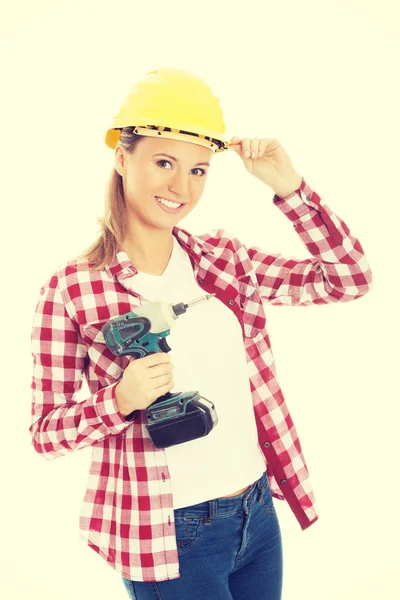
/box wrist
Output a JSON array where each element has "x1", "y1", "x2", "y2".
[
  {"x1": 273, "y1": 173, "x2": 303, "y2": 199},
  {"x1": 115, "y1": 383, "x2": 133, "y2": 417}
]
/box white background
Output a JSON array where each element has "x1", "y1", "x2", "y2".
[{"x1": 1, "y1": 1, "x2": 399, "y2": 598}]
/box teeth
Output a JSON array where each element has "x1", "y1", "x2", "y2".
[{"x1": 156, "y1": 197, "x2": 182, "y2": 208}]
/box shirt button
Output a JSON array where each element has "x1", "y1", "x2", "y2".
[
  {"x1": 280, "y1": 479, "x2": 287, "y2": 484},
  {"x1": 264, "y1": 442, "x2": 270, "y2": 448},
  {"x1": 229, "y1": 299, "x2": 235, "y2": 306},
  {"x1": 198, "y1": 278, "x2": 204, "y2": 283}
]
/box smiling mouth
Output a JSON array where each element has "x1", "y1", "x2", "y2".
[{"x1": 155, "y1": 197, "x2": 185, "y2": 213}]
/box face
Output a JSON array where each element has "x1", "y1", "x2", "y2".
[{"x1": 114, "y1": 136, "x2": 213, "y2": 233}]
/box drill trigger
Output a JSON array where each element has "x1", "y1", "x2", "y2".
[{"x1": 158, "y1": 337, "x2": 172, "y2": 353}]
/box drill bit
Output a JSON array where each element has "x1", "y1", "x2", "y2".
[
  {"x1": 186, "y1": 293, "x2": 216, "y2": 308},
  {"x1": 171, "y1": 293, "x2": 216, "y2": 317}
]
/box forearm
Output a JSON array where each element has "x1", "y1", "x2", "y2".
[
  {"x1": 272, "y1": 172, "x2": 303, "y2": 199},
  {"x1": 30, "y1": 383, "x2": 132, "y2": 459}
]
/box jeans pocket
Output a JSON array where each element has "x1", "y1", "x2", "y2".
[
  {"x1": 174, "y1": 516, "x2": 203, "y2": 554},
  {"x1": 260, "y1": 483, "x2": 276, "y2": 514}
]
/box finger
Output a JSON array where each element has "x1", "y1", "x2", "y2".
[
  {"x1": 258, "y1": 140, "x2": 270, "y2": 157},
  {"x1": 145, "y1": 352, "x2": 171, "y2": 367},
  {"x1": 228, "y1": 136, "x2": 241, "y2": 152},
  {"x1": 241, "y1": 137, "x2": 251, "y2": 158},
  {"x1": 261, "y1": 138, "x2": 280, "y2": 153},
  {"x1": 250, "y1": 138, "x2": 260, "y2": 159}
]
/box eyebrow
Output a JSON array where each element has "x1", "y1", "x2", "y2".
[{"x1": 153, "y1": 153, "x2": 210, "y2": 167}]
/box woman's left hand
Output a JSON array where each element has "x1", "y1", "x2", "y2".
[{"x1": 228, "y1": 136, "x2": 302, "y2": 194}]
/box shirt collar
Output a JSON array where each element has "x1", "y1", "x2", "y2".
[{"x1": 103, "y1": 225, "x2": 216, "y2": 279}]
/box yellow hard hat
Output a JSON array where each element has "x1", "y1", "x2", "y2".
[{"x1": 104, "y1": 67, "x2": 232, "y2": 153}]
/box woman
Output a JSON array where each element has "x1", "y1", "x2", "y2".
[{"x1": 30, "y1": 67, "x2": 373, "y2": 600}]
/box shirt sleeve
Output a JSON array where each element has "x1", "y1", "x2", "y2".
[
  {"x1": 29, "y1": 272, "x2": 134, "y2": 461},
  {"x1": 245, "y1": 177, "x2": 373, "y2": 306}
]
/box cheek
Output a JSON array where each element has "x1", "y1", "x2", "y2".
[
  {"x1": 196, "y1": 179, "x2": 207, "y2": 198},
  {"x1": 188, "y1": 195, "x2": 202, "y2": 210},
  {"x1": 147, "y1": 165, "x2": 166, "y2": 189},
  {"x1": 126, "y1": 168, "x2": 154, "y2": 198}
]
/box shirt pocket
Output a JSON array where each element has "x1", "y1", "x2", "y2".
[
  {"x1": 82, "y1": 320, "x2": 127, "y2": 382},
  {"x1": 237, "y1": 275, "x2": 266, "y2": 338}
]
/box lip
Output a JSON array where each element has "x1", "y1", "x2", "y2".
[{"x1": 155, "y1": 196, "x2": 185, "y2": 214}]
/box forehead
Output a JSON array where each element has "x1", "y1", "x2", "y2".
[{"x1": 139, "y1": 136, "x2": 212, "y2": 161}]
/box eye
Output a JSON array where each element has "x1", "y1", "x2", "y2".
[
  {"x1": 156, "y1": 160, "x2": 206, "y2": 177},
  {"x1": 157, "y1": 159, "x2": 172, "y2": 170}
]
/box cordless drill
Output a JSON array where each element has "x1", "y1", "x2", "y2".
[{"x1": 101, "y1": 294, "x2": 219, "y2": 448}]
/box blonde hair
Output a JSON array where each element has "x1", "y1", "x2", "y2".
[{"x1": 75, "y1": 127, "x2": 144, "y2": 272}]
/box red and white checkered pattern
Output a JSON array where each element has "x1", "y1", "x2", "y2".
[{"x1": 30, "y1": 177, "x2": 373, "y2": 582}]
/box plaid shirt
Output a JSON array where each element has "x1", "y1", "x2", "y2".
[{"x1": 30, "y1": 177, "x2": 373, "y2": 582}]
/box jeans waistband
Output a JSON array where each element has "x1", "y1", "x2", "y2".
[{"x1": 173, "y1": 470, "x2": 268, "y2": 519}]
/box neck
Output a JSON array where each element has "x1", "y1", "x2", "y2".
[{"x1": 121, "y1": 229, "x2": 174, "y2": 274}]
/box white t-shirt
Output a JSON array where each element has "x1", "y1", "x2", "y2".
[{"x1": 125, "y1": 235, "x2": 266, "y2": 508}]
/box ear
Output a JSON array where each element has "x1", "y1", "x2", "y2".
[{"x1": 114, "y1": 146, "x2": 125, "y2": 176}]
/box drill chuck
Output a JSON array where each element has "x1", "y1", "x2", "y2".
[{"x1": 171, "y1": 302, "x2": 187, "y2": 317}]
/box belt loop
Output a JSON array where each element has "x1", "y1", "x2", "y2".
[{"x1": 208, "y1": 499, "x2": 216, "y2": 522}]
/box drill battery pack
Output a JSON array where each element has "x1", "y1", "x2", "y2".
[{"x1": 146, "y1": 391, "x2": 218, "y2": 449}]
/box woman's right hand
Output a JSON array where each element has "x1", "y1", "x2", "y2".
[{"x1": 115, "y1": 352, "x2": 174, "y2": 415}]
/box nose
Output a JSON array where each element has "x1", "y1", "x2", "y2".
[{"x1": 168, "y1": 169, "x2": 190, "y2": 198}]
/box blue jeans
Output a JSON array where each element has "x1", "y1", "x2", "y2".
[{"x1": 122, "y1": 470, "x2": 283, "y2": 600}]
